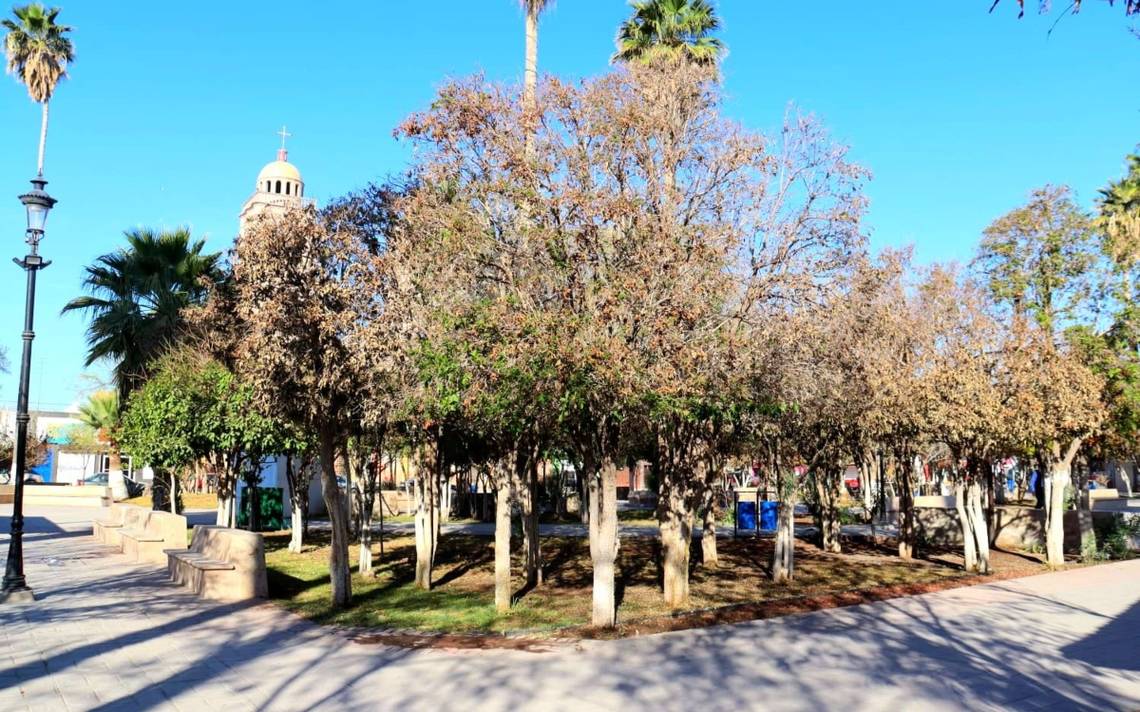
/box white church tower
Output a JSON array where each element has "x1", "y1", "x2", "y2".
[{"x1": 239, "y1": 126, "x2": 311, "y2": 233}]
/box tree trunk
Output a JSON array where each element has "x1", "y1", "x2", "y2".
[
  {"x1": 954, "y1": 479, "x2": 977, "y2": 573},
  {"x1": 514, "y1": 444, "x2": 542, "y2": 588},
  {"x1": 1045, "y1": 438, "x2": 1082, "y2": 569},
  {"x1": 285, "y1": 455, "x2": 309, "y2": 553},
  {"x1": 772, "y1": 460, "x2": 796, "y2": 583},
  {"x1": 107, "y1": 447, "x2": 128, "y2": 501},
  {"x1": 967, "y1": 478, "x2": 991, "y2": 574},
  {"x1": 525, "y1": 456, "x2": 542, "y2": 587},
  {"x1": 658, "y1": 474, "x2": 691, "y2": 608},
  {"x1": 319, "y1": 428, "x2": 351, "y2": 608},
  {"x1": 814, "y1": 466, "x2": 842, "y2": 553},
  {"x1": 439, "y1": 463, "x2": 452, "y2": 523},
  {"x1": 37, "y1": 101, "x2": 49, "y2": 177},
  {"x1": 578, "y1": 468, "x2": 590, "y2": 524},
  {"x1": 588, "y1": 456, "x2": 619, "y2": 627},
  {"x1": 494, "y1": 467, "x2": 512, "y2": 612},
  {"x1": 358, "y1": 452, "x2": 379, "y2": 577},
  {"x1": 897, "y1": 455, "x2": 916, "y2": 560},
  {"x1": 701, "y1": 488, "x2": 719, "y2": 568},
  {"x1": 1076, "y1": 459, "x2": 1096, "y2": 561},
  {"x1": 414, "y1": 443, "x2": 441, "y2": 590},
  {"x1": 860, "y1": 455, "x2": 875, "y2": 513}
]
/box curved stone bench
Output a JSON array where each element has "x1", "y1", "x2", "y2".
[
  {"x1": 120, "y1": 510, "x2": 188, "y2": 564},
  {"x1": 166, "y1": 525, "x2": 268, "y2": 602}
]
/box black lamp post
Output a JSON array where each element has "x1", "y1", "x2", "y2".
[{"x1": 1, "y1": 177, "x2": 55, "y2": 604}]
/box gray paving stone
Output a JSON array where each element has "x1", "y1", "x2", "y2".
[{"x1": 2, "y1": 504, "x2": 1139, "y2": 712}]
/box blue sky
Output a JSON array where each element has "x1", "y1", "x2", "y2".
[{"x1": 0, "y1": 0, "x2": 1136, "y2": 412}]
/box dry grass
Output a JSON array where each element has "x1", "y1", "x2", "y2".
[
  {"x1": 123, "y1": 492, "x2": 218, "y2": 510},
  {"x1": 263, "y1": 529, "x2": 1053, "y2": 639}
]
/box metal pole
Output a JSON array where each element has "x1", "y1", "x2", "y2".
[{"x1": 2, "y1": 250, "x2": 46, "y2": 603}]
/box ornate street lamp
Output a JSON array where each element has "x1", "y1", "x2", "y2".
[{"x1": 1, "y1": 177, "x2": 56, "y2": 604}]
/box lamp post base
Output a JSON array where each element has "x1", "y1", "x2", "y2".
[{"x1": 0, "y1": 586, "x2": 36, "y2": 604}]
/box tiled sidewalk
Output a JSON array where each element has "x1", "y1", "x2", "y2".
[{"x1": 1, "y1": 505, "x2": 1138, "y2": 711}]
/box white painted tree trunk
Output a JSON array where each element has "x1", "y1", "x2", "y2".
[
  {"x1": 1045, "y1": 438, "x2": 1082, "y2": 569},
  {"x1": 861, "y1": 455, "x2": 875, "y2": 513},
  {"x1": 289, "y1": 506, "x2": 304, "y2": 553},
  {"x1": 494, "y1": 470, "x2": 512, "y2": 612},
  {"x1": 107, "y1": 448, "x2": 128, "y2": 502},
  {"x1": 358, "y1": 454, "x2": 378, "y2": 577},
  {"x1": 967, "y1": 479, "x2": 991, "y2": 574},
  {"x1": 588, "y1": 458, "x2": 619, "y2": 627},
  {"x1": 701, "y1": 491, "x2": 719, "y2": 567},
  {"x1": 1046, "y1": 465, "x2": 1069, "y2": 568},
  {"x1": 954, "y1": 480, "x2": 977, "y2": 573}
]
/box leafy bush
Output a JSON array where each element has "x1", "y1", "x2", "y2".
[{"x1": 1094, "y1": 515, "x2": 1140, "y2": 561}]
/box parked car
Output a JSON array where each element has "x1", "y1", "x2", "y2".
[{"x1": 81, "y1": 472, "x2": 145, "y2": 498}]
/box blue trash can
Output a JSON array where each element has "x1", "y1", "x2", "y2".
[
  {"x1": 738, "y1": 500, "x2": 757, "y2": 530},
  {"x1": 759, "y1": 501, "x2": 778, "y2": 531}
]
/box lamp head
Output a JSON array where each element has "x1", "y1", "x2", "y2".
[{"x1": 19, "y1": 178, "x2": 57, "y2": 243}]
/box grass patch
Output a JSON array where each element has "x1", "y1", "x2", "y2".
[
  {"x1": 124, "y1": 492, "x2": 218, "y2": 510},
  {"x1": 264, "y1": 529, "x2": 1029, "y2": 637}
]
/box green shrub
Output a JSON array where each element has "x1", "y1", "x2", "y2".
[{"x1": 1093, "y1": 516, "x2": 1140, "y2": 561}]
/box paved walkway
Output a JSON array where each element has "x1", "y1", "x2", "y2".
[{"x1": 1, "y1": 505, "x2": 1138, "y2": 711}]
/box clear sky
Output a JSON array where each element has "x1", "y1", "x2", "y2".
[{"x1": 0, "y1": 0, "x2": 1136, "y2": 412}]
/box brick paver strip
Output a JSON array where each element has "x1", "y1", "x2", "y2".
[{"x1": 1, "y1": 505, "x2": 1137, "y2": 711}]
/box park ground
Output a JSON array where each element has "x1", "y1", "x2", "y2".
[
  {"x1": 0, "y1": 505, "x2": 1138, "y2": 711},
  {"x1": 265, "y1": 528, "x2": 1059, "y2": 637},
  {"x1": 121, "y1": 492, "x2": 1127, "y2": 636}
]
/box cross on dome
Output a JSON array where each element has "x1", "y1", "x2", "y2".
[{"x1": 276, "y1": 125, "x2": 292, "y2": 161}]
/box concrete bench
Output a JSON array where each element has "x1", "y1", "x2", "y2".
[
  {"x1": 92, "y1": 504, "x2": 149, "y2": 548},
  {"x1": 119, "y1": 510, "x2": 187, "y2": 564},
  {"x1": 166, "y1": 525, "x2": 268, "y2": 602}
]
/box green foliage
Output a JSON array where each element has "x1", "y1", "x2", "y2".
[
  {"x1": 2, "y1": 3, "x2": 74, "y2": 103},
  {"x1": 119, "y1": 353, "x2": 307, "y2": 473},
  {"x1": 613, "y1": 0, "x2": 724, "y2": 65},
  {"x1": 1093, "y1": 514, "x2": 1140, "y2": 561},
  {"x1": 973, "y1": 185, "x2": 1098, "y2": 335},
  {"x1": 62, "y1": 228, "x2": 224, "y2": 400},
  {"x1": 77, "y1": 391, "x2": 120, "y2": 444}
]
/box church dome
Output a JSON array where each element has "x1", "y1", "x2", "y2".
[
  {"x1": 258, "y1": 155, "x2": 302, "y2": 183},
  {"x1": 254, "y1": 147, "x2": 304, "y2": 197}
]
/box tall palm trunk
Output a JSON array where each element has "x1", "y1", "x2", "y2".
[
  {"x1": 37, "y1": 101, "x2": 49, "y2": 177},
  {"x1": 524, "y1": 8, "x2": 539, "y2": 108}
]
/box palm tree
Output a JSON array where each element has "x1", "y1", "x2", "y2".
[
  {"x1": 78, "y1": 391, "x2": 127, "y2": 500},
  {"x1": 613, "y1": 0, "x2": 723, "y2": 66},
  {"x1": 62, "y1": 227, "x2": 224, "y2": 401},
  {"x1": 3, "y1": 3, "x2": 74, "y2": 176},
  {"x1": 1098, "y1": 153, "x2": 1140, "y2": 269}
]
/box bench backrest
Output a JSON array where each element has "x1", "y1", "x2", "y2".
[
  {"x1": 141, "y1": 510, "x2": 188, "y2": 547},
  {"x1": 106, "y1": 503, "x2": 127, "y2": 524},
  {"x1": 122, "y1": 505, "x2": 149, "y2": 529},
  {"x1": 188, "y1": 525, "x2": 265, "y2": 564}
]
